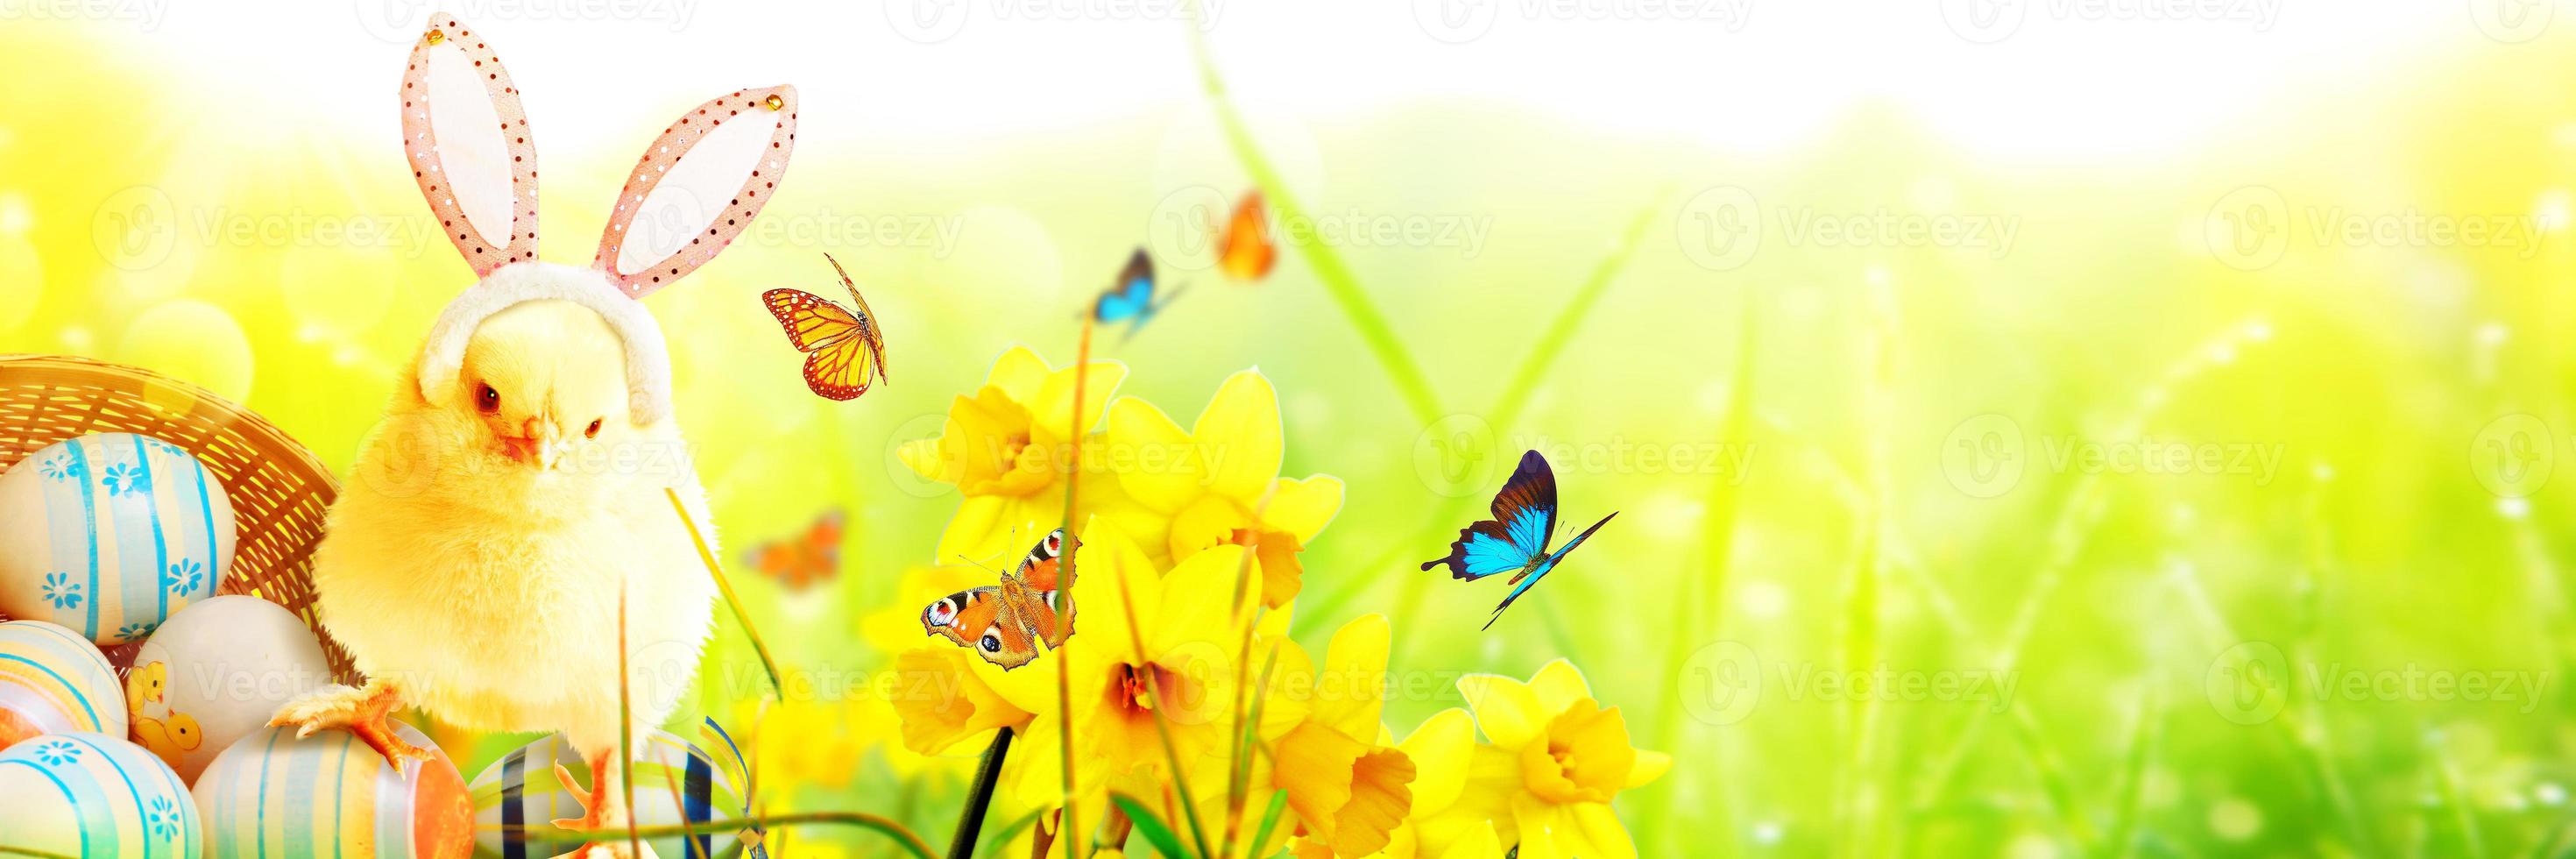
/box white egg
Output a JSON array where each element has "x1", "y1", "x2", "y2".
[
  {"x1": 0, "y1": 432, "x2": 236, "y2": 644},
  {"x1": 129, "y1": 594, "x2": 331, "y2": 782}
]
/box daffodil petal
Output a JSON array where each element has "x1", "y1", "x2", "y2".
[
  {"x1": 1150, "y1": 544, "x2": 1256, "y2": 654},
  {"x1": 1562, "y1": 802, "x2": 1638, "y2": 859},
  {"x1": 987, "y1": 344, "x2": 1052, "y2": 402},
  {"x1": 1525, "y1": 659, "x2": 1592, "y2": 714},
  {"x1": 1314, "y1": 614, "x2": 1392, "y2": 737},
  {"x1": 1194, "y1": 370, "x2": 1284, "y2": 501},
  {"x1": 1106, "y1": 395, "x2": 1202, "y2": 513},
  {"x1": 1508, "y1": 794, "x2": 1569, "y2": 859},
  {"x1": 1264, "y1": 475, "x2": 1345, "y2": 543},
  {"x1": 1626, "y1": 749, "x2": 1672, "y2": 789},
  {"x1": 1397, "y1": 708, "x2": 1477, "y2": 815},
  {"x1": 1456, "y1": 674, "x2": 1547, "y2": 749},
  {"x1": 1033, "y1": 359, "x2": 1128, "y2": 444},
  {"x1": 1435, "y1": 821, "x2": 1505, "y2": 859}
]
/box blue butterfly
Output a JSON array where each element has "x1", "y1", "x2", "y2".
[
  {"x1": 1422, "y1": 450, "x2": 1617, "y2": 629},
  {"x1": 1092, "y1": 248, "x2": 1185, "y2": 340}
]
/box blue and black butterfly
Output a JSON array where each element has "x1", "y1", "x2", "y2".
[
  {"x1": 1092, "y1": 248, "x2": 1185, "y2": 340},
  {"x1": 1421, "y1": 450, "x2": 1618, "y2": 629}
]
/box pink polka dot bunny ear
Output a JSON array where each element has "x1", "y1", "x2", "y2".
[
  {"x1": 400, "y1": 14, "x2": 539, "y2": 278},
  {"x1": 592, "y1": 86, "x2": 800, "y2": 298}
]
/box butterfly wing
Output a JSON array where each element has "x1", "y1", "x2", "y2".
[
  {"x1": 1483, "y1": 511, "x2": 1616, "y2": 630},
  {"x1": 762, "y1": 284, "x2": 884, "y2": 401},
  {"x1": 1216, "y1": 191, "x2": 1277, "y2": 282},
  {"x1": 922, "y1": 586, "x2": 1002, "y2": 648},
  {"x1": 822, "y1": 252, "x2": 888, "y2": 385},
  {"x1": 1093, "y1": 249, "x2": 1157, "y2": 323},
  {"x1": 1421, "y1": 450, "x2": 1560, "y2": 580},
  {"x1": 1016, "y1": 529, "x2": 1073, "y2": 648}
]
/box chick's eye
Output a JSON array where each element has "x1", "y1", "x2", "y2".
[
  {"x1": 586, "y1": 418, "x2": 604, "y2": 438},
  {"x1": 476, "y1": 383, "x2": 500, "y2": 413}
]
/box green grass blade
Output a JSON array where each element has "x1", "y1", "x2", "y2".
[
  {"x1": 1185, "y1": 22, "x2": 1443, "y2": 428},
  {"x1": 1643, "y1": 289, "x2": 1757, "y2": 856},
  {"x1": 1479, "y1": 187, "x2": 1667, "y2": 435},
  {"x1": 1246, "y1": 790, "x2": 1289, "y2": 858},
  {"x1": 2101, "y1": 685, "x2": 2162, "y2": 859},
  {"x1": 1113, "y1": 793, "x2": 1195, "y2": 859}
]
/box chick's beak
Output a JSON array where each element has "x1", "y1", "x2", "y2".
[{"x1": 502, "y1": 416, "x2": 563, "y2": 470}]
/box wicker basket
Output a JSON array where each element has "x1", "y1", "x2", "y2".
[{"x1": 0, "y1": 353, "x2": 358, "y2": 685}]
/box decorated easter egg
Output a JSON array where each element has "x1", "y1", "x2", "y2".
[
  {"x1": 0, "y1": 618, "x2": 128, "y2": 749},
  {"x1": 0, "y1": 732, "x2": 200, "y2": 858},
  {"x1": 0, "y1": 432, "x2": 235, "y2": 644},
  {"x1": 130, "y1": 594, "x2": 332, "y2": 781},
  {"x1": 192, "y1": 723, "x2": 474, "y2": 858},
  {"x1": 469, "y1": 726, "x2": 763, "y2": 859}
]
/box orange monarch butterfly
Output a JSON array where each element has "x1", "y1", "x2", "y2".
[
  {"x1": 1213, "y1": 189, "x2": 1277, "y2": 283},
  {"x1": 761, "y1": 253, "x2": 887, "y2": 401},
  {"x1": 743, "y1": 509, "x2": 844, "y2": 591}
]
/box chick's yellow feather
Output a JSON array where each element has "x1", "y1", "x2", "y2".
[{"x1": 311, "y1": 292, "x2": 718, "y2": 756}]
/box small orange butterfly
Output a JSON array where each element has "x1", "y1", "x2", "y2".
[
  {"x1": 1212, "y1": 189, "x2": 1276, "y2": 283},
  {"x1": 743, "y1": 509, "x2": 844, "y2": 591},
  {"x1": 920, "y1": 529, "x2": 1076, "y2": 671},
  {"x1": 761, "y1": 253, "x2": 887, "y2": 401}
]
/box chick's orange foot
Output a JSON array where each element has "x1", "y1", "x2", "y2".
[
  {"x1": 550, "y1": 750, "x2": 637, "y2": 859},
  {"x1": 267, "y1": 682, "x2": 435, "y2": 775}
]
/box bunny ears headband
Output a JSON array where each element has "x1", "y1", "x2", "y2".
[{"x1": 402, "y1": 13, "x2": 797, "y2": 424}]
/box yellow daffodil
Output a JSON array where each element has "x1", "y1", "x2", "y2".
[
  {"x1": 1001, "y1": 525, "x2": 1256, "y2": 809},
  {"x1": 1266, "y1": 614, "x2": 1418, "y2": 857},
  {"x1": 1438, "y1": 661, "x2": 1670, "y2": 859},
  {"x1": 1102, "y1": 369, "x2": 1343, "y2": 607},
  {"x1": 902, "y1": 344, "x2": 1125, "y2": 562}
]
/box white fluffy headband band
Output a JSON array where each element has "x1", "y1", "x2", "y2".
[{"x1": 398, "y1": 12, "x2": 798, "y2": 423}]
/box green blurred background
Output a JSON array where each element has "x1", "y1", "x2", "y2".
[{"x1": 5, "y1": 0, "x2": 2575, "y2": 855}]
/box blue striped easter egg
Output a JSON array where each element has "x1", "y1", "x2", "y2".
[
  {"x1": 0, "y1": 731, "x2": 200, "y2": 859},
  {"x1": 468, "y1": 728, "x2": 761, "y2": 859},
  {"x1": 0, "y1": 619, "x2": 128, "y2": 749},
  {"x1": 192, "y1": 722, "x2": 475, "y2": 858},
  {"x1": 0, "y1": 433, "x2": 236, "y2": 645}
]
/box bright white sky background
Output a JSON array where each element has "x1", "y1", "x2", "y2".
[{"x1": 78, "y1": 0, "x2": 2523, "y2": 162}]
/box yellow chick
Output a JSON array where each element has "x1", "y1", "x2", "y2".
[{"x1": 273, "y1": 282, "x2": 718, "y2": 856}]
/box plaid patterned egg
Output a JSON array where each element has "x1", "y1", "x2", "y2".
[
  {"x1": 0, "y1": 433, "x2": 235, "y2": 645},
  {"x1": 191, "y1": 722, "x2": 475, "y2": 858},
  {"x1": 0, "y1": 619, "x2": 127, "y2": 749},
  {"x1": 0, "y1": 731, "x2": 200, "y2": 859}
]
